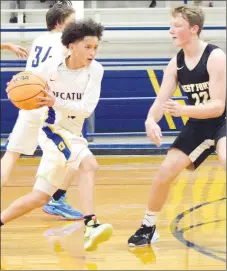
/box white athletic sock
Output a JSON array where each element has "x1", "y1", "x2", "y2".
[{"x1": 142, "y1": 209, "x2": 158, "y2": 227}]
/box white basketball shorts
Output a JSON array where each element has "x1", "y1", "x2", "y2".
[
  {"x1": 35, "y1": 126, "x2": 92, "y2": 189},
  {"x1": 6, "y1": 107, "x2": 46, "y2": 155}
]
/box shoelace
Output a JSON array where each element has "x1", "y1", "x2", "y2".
[
  {"x1": 59, "y1": 194, "x2": 67, "y2": 202},
  {"x1": 135, "y1": 225, "x2": 155, "y2": 236},
  {"x1": 84, "y1": 224, "x2": 101, "y2": 236},
  {"x1": 91, "y1": 223, "x2": 101, "y2": 228},
  {"x1": 54, "y1": 196, "x2": 75, "y2": 211},
  {"x1": 61, "y1": 203, "x2": 74, "y2": 210}
]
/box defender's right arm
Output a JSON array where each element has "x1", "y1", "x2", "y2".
[{"x1": 145, "y1": 57, "x2": 178, "y2": 146}]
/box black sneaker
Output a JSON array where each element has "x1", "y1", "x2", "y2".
[{"x1": 128, "y1": 225, "x2": 159, "y2": 247}]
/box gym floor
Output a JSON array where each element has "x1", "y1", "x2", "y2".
[{"x1": 1, "y1": 155, "x2": 226, "y2": 270}]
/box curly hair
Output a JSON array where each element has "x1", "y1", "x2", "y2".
[{"x1": 61, "y1": 19, "x2": 104, "y2": 47}]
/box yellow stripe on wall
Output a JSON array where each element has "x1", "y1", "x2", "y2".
[{"x1": 147, "y1": 69, "x2": 176, "y2": 129}]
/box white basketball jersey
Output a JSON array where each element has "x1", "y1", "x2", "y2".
[
  {"x1": 25, "y1": 32, "x2": 65, "y2": 73},
  {"x1": 43, "y1": 58, "x2": 104, "y2": 137}
]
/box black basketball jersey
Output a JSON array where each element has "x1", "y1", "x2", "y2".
[{"x1": 177, "y1": 43, "x2": 226, "y2": 123}]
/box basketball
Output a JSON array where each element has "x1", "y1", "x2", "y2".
[{"x1": 6, "y1": 71, "x2": 47, "y2": 110}]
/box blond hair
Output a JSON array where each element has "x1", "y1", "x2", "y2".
[{"x1": 172, "y1": 6, "x2": 205, "y2": 35}]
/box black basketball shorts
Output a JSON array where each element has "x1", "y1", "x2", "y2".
[{"x1": 171, "y1": 118, "x2": 226, "y2": 170}]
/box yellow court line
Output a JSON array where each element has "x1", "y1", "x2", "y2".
[
  {"x1": 192, "y1": 170, "x2": 210, "y2": 204},
  {"x1": 192, "y1": 168, "x2": 214, "y2": 234},
  {"x1": 18, "y1": 155, "x2": 218, "y2": 166},
  {"x1": 147, "y1": 69, "x2": 176, "y2": 129},
  {"x1": 169, "y1": 176, "x2": 188, "y2": 205},
  {"x1": 207, "y1": 170, "x2": 226, "y2": 201}
]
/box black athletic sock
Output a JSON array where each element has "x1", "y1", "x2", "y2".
[
  {"x1": 52, "y1": 189, "x2": 66, "y2": 201},
  {"x1": 84, "y1": 214, "x2": 96, "y2": 225},
  {"x1": 0, "y1": 220, "x2": 4, "y2": 227}
]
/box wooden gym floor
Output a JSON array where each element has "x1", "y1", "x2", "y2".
[{"x1": 1, "y1": 155, "x2": 226, "y2": 270}]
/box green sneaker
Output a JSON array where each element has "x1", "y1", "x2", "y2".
[{"x1": 84, "y1": 216, "x2": 113, "y2": 251}]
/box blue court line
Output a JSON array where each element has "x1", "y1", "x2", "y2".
[
  {"x1": 1, "y1": 96, "x2": 187, "y2": 102},
  {"x1": 0, "y1": 58, "x2": 171, "y2": 63},
  {"x1": 0, "y1": 63, "x2": 169, "y2": 68},
  {"x1": 89, "y1": 143, "x2": 171, "y2": 149},
  {"x1": 171, "y1": 197, "x2": 226, "y2": 262},
  {"x1": 86, "y1": 131, "x2": 180, "y2": 137},
  {"x1": 0, "y1": 143, "x2": 172, "y2": 151},
  {"x1": 1, "y1": 132, "x2": 179, "y2": 138},
  {"x1": 0, "y1": 26, "x2": 226, "y2": 32}
]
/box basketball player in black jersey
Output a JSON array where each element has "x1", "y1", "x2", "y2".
[{"x1": 128, "y1": 6, "x2": 226, "y2": 247}]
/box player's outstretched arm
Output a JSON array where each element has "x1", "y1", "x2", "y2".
[
  {"x1": 145, "y1": 57, "x2": 177, "y2": 146},
  {"x1": 164, "y1": 49, "x2": 226, "y2": 119},
  {"x1": 146, "y1": 56, "x2": 178, "y2": 124},
  {"x1": 0, "y1": 43, "x2": 28, "y2": 59}
]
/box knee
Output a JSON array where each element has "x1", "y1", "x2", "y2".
[
  {"x1": 1, "y1": 172, "x2": 8, "y2": 186},
  {"x1": 154, "y1": 162, "x2": 179, "y2": 185},
  {"x1": 216, "y1": 137, "x2": 226, "y2": 168},
  {"x1": 79, "y1": 157, "x2": 99, "y2": 174},
  {"x1": 1, "y1": 167, "x2": 11, "y2": 186},
  {"x1": 1, "y1": 151, "x2": 20, "y2": 186}
]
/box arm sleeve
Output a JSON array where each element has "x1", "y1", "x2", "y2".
[{"x1": 53, "y1": 62, "x2": 104, "y2": 118}]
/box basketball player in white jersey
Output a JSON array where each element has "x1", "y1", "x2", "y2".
[
  {"x1": 1, "y1": 1, "x2": 83, "y2": 220},
  {"x1": 0, "y1": 19, "x2": 113, "y2": 251}
]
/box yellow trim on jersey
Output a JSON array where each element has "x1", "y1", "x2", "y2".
[
  {"x1": 55, "y1": 132, "x2": 71, "y2": 152},
  {"x1": 48, "y1": 125, "x2": 72, "y2": 152}
]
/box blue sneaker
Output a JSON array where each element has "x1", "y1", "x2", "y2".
[{"x1": 43, "y1": 194, "x2": 83, "y2": 220}]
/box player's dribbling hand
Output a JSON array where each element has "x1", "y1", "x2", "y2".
[
  {"x1": 163, "y1": 99, "x2": 183, "y2": 117},
  {"x1": 36, "y1": 86, "x2": 56, "y2": 107},
  {"x1": 145, "y1": 119, "x2": 162, "y2": 147}
]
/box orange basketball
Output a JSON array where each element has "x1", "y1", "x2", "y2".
[{"x1": 6, "y1": 71, "x2": 47, "y2": 110}]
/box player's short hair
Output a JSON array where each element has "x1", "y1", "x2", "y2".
[
  {"x1": 46, "y1": 1, "x2": 75, "y2": 31},
  {"x1": 172, "y1": 6, "x2": 205, "y2": 35},
  {"x1": 61, "y1": 19, "x2": 104, "y2": 47}
]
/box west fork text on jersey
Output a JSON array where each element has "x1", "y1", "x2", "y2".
[{"x1": 181, "y1": 81, "x2": 209, "y2": 93}]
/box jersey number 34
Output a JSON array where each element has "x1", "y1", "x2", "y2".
[{"x1": 32, "y1": 46, "x2": 52, "y2": 67}]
